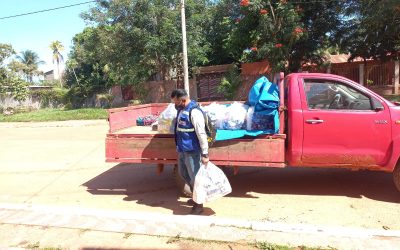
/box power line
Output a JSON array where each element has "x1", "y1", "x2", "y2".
[{"x1": 0, "y1": 1, "x2": 96, "y2": 20}]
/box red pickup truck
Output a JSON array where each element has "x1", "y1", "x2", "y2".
[{"x1": 106, "y1": 73, "x2": 400, "y2": 193}]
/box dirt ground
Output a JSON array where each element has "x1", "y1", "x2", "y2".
[
  {"x1": 1, "y1": 224, "x2": 258, "y2": 250},
  {"x1": 0, "y1": 120, "x2": 400, "y2": 234}
]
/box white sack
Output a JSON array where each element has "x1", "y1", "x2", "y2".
[
  {"x1": 158, "y1": 103, "x2": 177, "y2": 134},
  {"x1": 193, "y1": 161, "x2": 232, "y2": 204}
]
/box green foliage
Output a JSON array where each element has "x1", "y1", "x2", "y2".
[
  {"x1": 0, "y1": 71, "x2": 29, "y2": 101},
  {"x1": 31, "y1": 88, "x2": 69, "y2": 108},
  {"x1": 0, "y1": 108, "x2": 107, "y2": 122},
  {"x1": 0, "y1": 43, "x2": 29, "y2": 102},
  {"x1": 213, "y1": 0, "x2": 349, "y2": 73},
  {"x1": 65, "y1": 0, "x2": 213, "y2": 99},
  {"x1": 217, "y1": 64, "x2": 241, "y2": 100},
  {"x1": 96, "y1": 93, "x2": 114, "y2": 108},
  {"x1": 49, "y1": 40, "x2": 65, "y2": 87},
  {"x1": 16, "y1": 50, "x2": 44, "y2": 82},
  {"x1": 40, "y1": 79, "x2": 63, "y2": 87},
  {"x1": 65, "y1": 83, "x2": 100, "y2": 108},
  {"x1": 342, "y1": 0, "x2": 400, "y2": 61},
  {"x1": 0, "y1": 43, "x2": 15, "y2": 80},
  {"x1": 224, "y1": 0, "x2": 306, "y2": 73},
  {"x1": 0, "y1": 43, "x2": 14, "y2": 67},
  {"x1": 254, "y1": 241, "x2": 336, "y2": 250}
]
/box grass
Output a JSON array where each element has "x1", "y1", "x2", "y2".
[
  {"x1": 0, "y1": 108, "x2": 108, "y2": 122},
  {"x1": 254, "y1": 242, "x2": 336, "y2": 250},
  {"x1": 164, "y1": 235, "x2": 336, "y2": 250}
]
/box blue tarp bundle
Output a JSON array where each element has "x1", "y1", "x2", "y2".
[{"x1": 216, "y1": 76, "x2": 280, "y2": 141}]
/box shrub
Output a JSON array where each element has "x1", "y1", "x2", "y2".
[
  {"x1": 31, "y1": 88, "x2": 68, "y2": 108},
  {"x1": 96, "y1": 93, "x2": 114, "y2": 108},
  {"x1": 217, "y1": 65, "x2": 241, "y2": 100}
]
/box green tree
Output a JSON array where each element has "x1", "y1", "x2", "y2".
[
  {"x1": 228, "y1": 0, "x2": 306, "y2": 73},
  {"x1": 0, "y1": 43, "x2": 15, "y2": 80},
  {"x1": 65, "y1": 0, "x2": 214, "y2": 106},
  {"x1": 214, "y1": 0, "x2": 350, "y2": 73},
  {"x1": 0, "y1": 43, "x2": 29, "y2": 101},
  {"x1": 205, "y1": 0, "x2": 239, "y2": 65},
  {"x1": 342, "y1": 0, "x2": 400, "y2": 61},
  {"x1": 17, "y1": 50, "x2": 44, "y2": 83},
  {"x1": 288, "y1": 0, "x2": 350, "y2": 71},
  {"x1": 64, "y1": 27, "x2": 108, "y2": 107},
  {"x1": 77, "y1": 0, "x2": 212, "y2": 84},
  {"x1": 49, "y1": 40, "x2": 65, "y2": 87}
]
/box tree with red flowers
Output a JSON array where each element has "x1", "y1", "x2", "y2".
[
  {"x1": 220, "y1": 0, "x2": 349, "y2": 73},
  {"x1": 225, "y1": 0, "x2": 306, "y2": 73}
]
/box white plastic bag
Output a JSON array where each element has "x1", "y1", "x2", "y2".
[
  {"x1": 246, "y1": 106, "x2": 254, "y2": 130},
  {"x1": 193, "y1": 161, "x2": 232, "y2": 204},
  {"x1": 223, "y1": 102, "x2": 248, "y2": 130},
  {"x1": 202, "y1": 102, "x2": 228, "y2": 130},
  {"x1": 158, "y1": 103, "x2": 177, "y2": 134}
]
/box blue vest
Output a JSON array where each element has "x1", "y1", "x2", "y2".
[{"x1": 175, "y1": 101, "x2": 201, "y2": 153}]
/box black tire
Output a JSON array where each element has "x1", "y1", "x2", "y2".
[
  {"x1": 173, "y1": 165, "x2": 192, "y2": 197},
  {"x1": 394, "y1": 163, "x2": 400, "y2": 193}
]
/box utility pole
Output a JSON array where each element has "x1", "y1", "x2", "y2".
[{"x1": 180, "y1": 0, "x2": 190, "y2": 95}]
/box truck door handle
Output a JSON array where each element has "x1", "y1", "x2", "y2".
[{"x1": 306, "y1": 119, "x2": 324, "y2": 124}]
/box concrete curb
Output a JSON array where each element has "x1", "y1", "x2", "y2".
[{"x1": 1, "y1": 203, "x2": 399, "y2": 249}]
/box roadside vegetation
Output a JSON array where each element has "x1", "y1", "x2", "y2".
[{"x1": 0, "y1": 108, "x2": 107, "y2": 122}]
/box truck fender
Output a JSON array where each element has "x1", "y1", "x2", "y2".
[
  {"x1": 385, "y1": 135, "x2": 400, "y2": 171},
  {"x1": 394, "y1": 162, "x2": 400, "y2": 193}
]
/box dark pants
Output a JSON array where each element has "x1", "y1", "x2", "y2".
[{"x1": 178, "y1": 151, "x2": 201, "y2": 191}]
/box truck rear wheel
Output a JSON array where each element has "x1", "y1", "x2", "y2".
[
  {"x1": 173, "y1": 165, "x2": 192, "y2": 197},
  {"x1": 394, "y1": 163, "x2": 400, "y2": 193}
]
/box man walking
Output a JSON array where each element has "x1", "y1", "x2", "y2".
[{"x1": 171, "y1": 89, "x2": 209, "y2": 215}]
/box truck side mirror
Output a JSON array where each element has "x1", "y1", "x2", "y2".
[{"x1": 371, "y1": 97, "x2": 384, "y2": 112}]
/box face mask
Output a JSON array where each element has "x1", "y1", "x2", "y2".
[
  {"x1": 175, "y1": 104, "x2": 184, "y2": 110},
  {"x1": 174, "y1": 99, "x2": 185, "y2": 110}
]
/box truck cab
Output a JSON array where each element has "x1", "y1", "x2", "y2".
[{"x1": 286, "y1": 73, "x2": 400, "y2": 174}]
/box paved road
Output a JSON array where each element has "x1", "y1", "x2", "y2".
[{"x1": 1, "y1": 120, "x2": 400, "y2": 231}]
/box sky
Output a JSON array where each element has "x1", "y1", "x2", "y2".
[{"x1": 0, "y1": 0, "x2": 96, "y2": 73}]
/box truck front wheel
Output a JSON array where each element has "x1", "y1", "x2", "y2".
[
  {"x1": 173, "y1": 165, "x2": 192, "y2": 197},
  {"x1": 394, "y1": 163, "x2": 400, "y2": 193}
]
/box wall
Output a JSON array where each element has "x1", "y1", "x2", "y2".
[{"x1": 119, "y1": 79, "x2": 197, "y2": 104}]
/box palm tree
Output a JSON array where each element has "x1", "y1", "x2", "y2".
[
  {"x1": 49, "y1": 41, "x2": 64, "y2": 87},
  {"x1": 17, "y1": 50, "x2": 44, "y2": 83}
]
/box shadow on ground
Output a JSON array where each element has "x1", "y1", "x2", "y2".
[
  {"x1": 82, "y1": 163, "x2": 215, "y2": 216},
  {"x1": 225, "y1": 166, "x2": 400, "y2": 203},
  {"x1": 82, "y1": 163, "x2": 400, "y2": 214}
]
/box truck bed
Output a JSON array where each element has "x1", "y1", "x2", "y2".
[{"x1": 106, "y1": 103, "x2": 286, "y2": 167}]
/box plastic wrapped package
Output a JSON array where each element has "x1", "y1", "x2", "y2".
[
  {"x1": 246, "y1": 106, "x2": 275, "y2": 131},
  {"x1": 251, "y1": 113, "x2": 275, "y2": 131},
  {"x1": 202, "y1": 103, "x2": 228, "y2": 130},
  {"x1": 136, "y1": 115, "x2": 158, "y2": 126},
  {"x1": 157, "y1": 103, "x2": 177, "y2": 134},
  {"x1": 222, "y1": 102, "x2": 248, "y2": 130}
]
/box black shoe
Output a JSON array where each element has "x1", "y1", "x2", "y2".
[
  {"x1": 190, "y1": 203, "x2": 204, "y2": 215},
  {"x1": 186, "y1": 199, "x2": 196, "y2": 206}
]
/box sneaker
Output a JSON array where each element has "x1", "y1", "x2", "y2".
[
  {"x1": 186, "y1": 199, "x2": 196, "y2": 206},
  {"x1": 190, "y1": 203, "x2": 204, "y2": 215}
]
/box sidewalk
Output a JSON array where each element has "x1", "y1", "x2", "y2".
[{"x1": 1, "y1": 203, "x2": 400, "y2": 250}]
